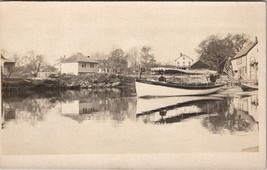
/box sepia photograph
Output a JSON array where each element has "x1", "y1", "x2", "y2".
[{"x1": 0, "y1": 2, "x2": 266, "y2": 169}]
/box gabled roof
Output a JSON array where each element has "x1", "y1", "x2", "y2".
[
  {"x1": 175, "y1": 54, "x2": 194, "y2": 61},
  {"x1": 1, "y1": 54, "x2": 15, "y2": 63},
  {"x1": 61, "y1": 53, "x2": 99, "y2": 63},
  {"x1": 231, "y1": 40, "x2": 258, "y2": 61},
  {"x1": 191, "y1": 60, "x2": 210, "y2": 67}
]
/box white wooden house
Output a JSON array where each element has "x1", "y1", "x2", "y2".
[
  {"x1": 61, "y1": 53, "x2": 99, "y2": 75},
  {"x1": 230, "y1": 37, "x2": 258, "y2": 83},
  {"x1": 175, "y1": 53, "x2": 194, "y2": 70}
]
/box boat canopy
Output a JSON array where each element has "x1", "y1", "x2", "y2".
[{"x1": 151, "y1": 67, "x2": 218, "y2": 75}]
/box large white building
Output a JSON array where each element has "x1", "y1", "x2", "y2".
[
  {"x1": 231, "y1": 37, "x2": 258, "y2": 83},
  {"x1": 175, "y1": 53, "x2": 194, "y2": 70},
  {"x1": 61, "y1": 53, "x2": 99, "y2": 75}
]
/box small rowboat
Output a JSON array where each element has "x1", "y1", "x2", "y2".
[
  {"x1": 135, "y1": 79, "x2": 224, "y2": 97},
  {"x1": 241, "y1": 83, "x2": 258, "y2": 91}
]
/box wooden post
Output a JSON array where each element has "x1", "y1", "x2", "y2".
[{"x1": 1, "y1": 66, "x2": 3, "y2": 117}]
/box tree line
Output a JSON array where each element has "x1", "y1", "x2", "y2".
[
  {"x1": 196, "y1": 33, "x2": 252, "y2": 73},
  {"x1": 91, "y1": 45, "x2": 158, "y2": 74},
  {"x1": 1, "y1": 45, "x2": 159, "y2": 78},
  {"x1": 1, "y1": 33, "x2": 253, "y2": 78}
]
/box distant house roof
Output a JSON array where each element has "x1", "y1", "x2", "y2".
[
  {"x1": 231, "y1": 39, "x2": 258, "y2": 61},
  {"x1": 190, "y1": 60, "x2": 210, "y2": 69},
  {"x1": 175, "y1": 53, "x2": 194, "y2": 61},
  {"x1": 1, "y1": 54, "x2": 15, "y2": 63},
  {"x1": 61, "y1": 53, "x2": 99, "y2": 63}
]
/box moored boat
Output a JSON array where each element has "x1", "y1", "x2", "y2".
[
  {"x1": 241, "y1": 83, "x2": 258, "y2": 91},
  {"x1": 135, "y1": 79, "x2": 224, "y2": 97}
]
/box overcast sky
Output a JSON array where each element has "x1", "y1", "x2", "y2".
[{"x1": 0, "y1": 2, "x2": 265, "y2": 65}]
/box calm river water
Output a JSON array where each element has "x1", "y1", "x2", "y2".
[{"x1": 2, "y1": 87, "x2": 259, "y2": 154}]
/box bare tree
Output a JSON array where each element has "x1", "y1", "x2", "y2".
[
  {"x1": 107, "y1": 48, "x2": 128, "y2": 74},
  {"x1": 126, "y1": 47, "x2": 140, "y2": 70},
  {"x1": 24, "y1": 51, "x2": 46, "y2": 77},
  {"x1": 92, "y1": 51, "x2": 107, "y2": 60},
  {"x1": 140, "y1": 45, "x2": 156, "y2": 71}
]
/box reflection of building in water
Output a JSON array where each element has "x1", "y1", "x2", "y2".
[
  {"x1": 61, "y1": 100, "x2": 100, "y2": 116},
  {"x1": 232, "y1": 95, "x2": 258, "y2": 122},
  {"x1": 202, "y1": 95, "x2": 258, "y2": 134},
  {"x1": 60, "y1": 98, "x2": 137, "y2": 123}
]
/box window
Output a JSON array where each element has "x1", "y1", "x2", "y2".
[
  {"x1": 188, "y1": 61, "x2": 191, "y2": 66},
  {"x1": 90, "y1": 63, "x2": 94, "y2": 68},
  {"x1": 177, "y1": 62, "x2": 180, "y2": 65},
  {"x1": 82, "y1": 63, "x2": 86, "y2": 68}
]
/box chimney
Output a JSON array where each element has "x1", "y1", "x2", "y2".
[{"x1": 255, "y1": 37, "x2": 258, "y2": 42}]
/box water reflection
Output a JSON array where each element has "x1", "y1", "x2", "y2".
[
  {"x1": 201, "y1": 94, "x2": 258, "y2": 134},
  {"x1": 2, "y1": 89, "x2": 258, "y2": 134},
  {"x1": 2, "y1": 88, "x2": 137, "y2": 127},
  {"x1": 60, "y1": 97, "x2": 137, "y2": 123},
  {"x1": 1, "y1": 89, "x2": 259, "y2": 154},
  {"x1": 135, "y1": 94, "x2": 258, "y2": 134},
  {"x1": 2, "y1": 97, "x2": 56, "y2": 128},
  {"x1": 136, "y1": 96, "x2": 222, "y2": 124}
]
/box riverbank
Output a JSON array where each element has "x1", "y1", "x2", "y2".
[{"x1": 2, "y1": 73, "x2": 136, "y2": 91}]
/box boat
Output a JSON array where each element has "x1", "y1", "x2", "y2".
[
  {"x1": 241, "y1": 83, "x2": 258, "y2": 91},
  {"x1": 135, "y1": 79, "x2": 224, "y2": 97},
  {"x1": 151, "y1": 67, "x2": 218, "y2": 75}
]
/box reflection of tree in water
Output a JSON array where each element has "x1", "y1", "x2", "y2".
[
  {"x1": 2, "y1": 93, "x2": 58, "y2": 126},
  {"x1": 2, "y1": 88, "x2": 137, "y2": 125},
  {"x1": 57, "y1": 88, "x2": 135, "y2": 102},
  {"x1": 201, "y1": 98, "x2": 257, "y2": 134},
  {"x1": 108, "y1": 97, "x2": 136, "y2": 122}
]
